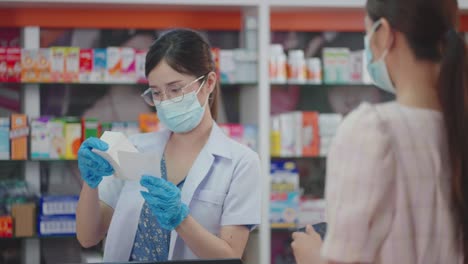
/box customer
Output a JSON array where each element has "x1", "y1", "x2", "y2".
[{"x1": 291, "y1": 0, "x2": 467, "y2": 263}]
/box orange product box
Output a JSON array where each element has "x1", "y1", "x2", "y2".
[
  {"x1": 64, "y1": 47, "x2": 80, "y2": 83},
  {"x1": 10, "y1": 114, "x2": 29, "y2": 160},
  {"x1": 37, "y1": 48, "x2": 52, "y2": 82},
  {"x1": 0, "y1": 216, "x2": 13, "y2": 238},
  {"x1": 0, "y1": 47, "x2": 6, "y2": 82},
  {"x1": 302, "y1": 111, "x2": 320, "y2": 157},
  {"x1": 21, "y1": 49, "x2": 38, "y2": 82},
  {"x1": 51, "y1": 47, "x2": 66, "y2": 82},
  {"x1": 139, "y1": 113, "x2": 159, "y2": 133},
  {"x1": 6, "y1": 47, "x2": 21, "y2": 83}
]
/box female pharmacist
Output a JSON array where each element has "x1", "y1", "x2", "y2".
[
  {"x1": 292, "y1": 0, "x2": 467, "y2": 263},
  {"x1": 75, "y1": 29, "x2": 261, "y2": 262}
]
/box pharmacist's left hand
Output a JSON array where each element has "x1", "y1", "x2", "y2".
[
  {"x1": 140, "y1": 175, "x2": 189, "y2": 231},
  {"x1": 291, "y1": 225, "x2": 323, "y2": 264}
]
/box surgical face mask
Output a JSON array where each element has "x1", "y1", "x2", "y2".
[
  {"x1": 364, "y1": 20, "x2": 396, "y2": 94},
  {"x1": 156, "y1": 78, "x2": 209, "y2": 133}
]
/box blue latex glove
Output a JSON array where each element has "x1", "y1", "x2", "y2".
[
  {"x1": 140, "y1": 175, "x2": 189, "y2": 230},
  {"x1": 78, "y1": 137, "x2": 114, "y2": 189}
]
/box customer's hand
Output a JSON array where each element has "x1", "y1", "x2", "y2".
[
  {"x1": 140, "y1": 175, "x2": 189, "y2": 230},
  {"x1": 78, "y1": 137, "x2": 114, "y2": 189},
  {"x1": 292, "y1": 225, "x2": 323, "y2": 264}
]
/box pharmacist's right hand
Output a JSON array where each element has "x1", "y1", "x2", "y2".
[{"x1": 78, "y1": 137, "x2": 114, "y2": 189}]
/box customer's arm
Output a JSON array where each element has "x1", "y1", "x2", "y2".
[
  {"x1": 76, "y1": 184, "x2": 114, "y2": 248},
  {"x1": 177, "y1": 218, "x2": 250, "y2": 259}
]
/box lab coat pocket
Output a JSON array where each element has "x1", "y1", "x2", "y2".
[
  {"x1": 191, "y1": 190, "x2": 226, "y2": 234},
  {"x1": 193, "y1": 190, "x2": 226, "y2": 206}
]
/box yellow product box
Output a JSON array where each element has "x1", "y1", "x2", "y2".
[
  {"x1": 37, "y1": 48, "x2": 52, "y2": 83},
  {"x1": 51, "y1": 47, "x2": 66, "y2": 82},
  {"x1": 64, "y1": 118, "x2": 82, "y2": 160},
  {"x1": 64, "y1": 47, "x2": 80, "y2": 83}
]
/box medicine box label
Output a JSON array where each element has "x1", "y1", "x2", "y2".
[
  {"x1": 0, "y1": 118, "x2": 9, "y2": 160},
  {"x1": 51, "y1": 47, "x2": 66, "y2": 82},
  {"x1": 37, "y1": 49, "x2": 52, "y2": 82},
  {"x1": 31, "y1": 117, "x2": 51, "y2": 159},
  {"x1": 135, "y1": 50, "x2": 147, "y2": 83},
  {"x1": 10, "y1": 114, "x2": 28, "y2": 160},
  {"x1": 64, "y1": 47, "x2": 79, "y2": 83},
  {"x1": 91, "y1": 48, "x2": 106, "y2": 83},
  {"x1": 79, "y1": 49, "x2": 93, "y2": 83},
  {"x1": 0, "y1": 48, "x2": 7, "y2": 82},
  {"x1": 6, "y1": 48, "x2": 21, "y2": 83},
  {"x1": 21, "y1": 49, "x2": 38, "y2": 82},
  {"x1": 121, "y1": 48, "x2": 136, "y2": 83},
  {"x1": 106, "y1": 47, "x2": 121, "y2": 83},
  {"x1": 48, "y1": 119, "x2": 65, "y2": 159}
]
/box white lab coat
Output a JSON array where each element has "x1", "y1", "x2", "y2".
[{"x1": 98, "y1": 123, "x2": 262, "y2": 261}]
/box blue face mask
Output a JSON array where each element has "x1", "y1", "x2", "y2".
[
  {"x1": 364, "y1": 20, "x2": 396, "y2": 94},
  {"x1": 156, "y1": 79, "x2": 209, "y2": 134}
]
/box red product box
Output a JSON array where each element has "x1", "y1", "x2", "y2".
[
  {"x1": 0, "y1": 216, "x2": 13, "y2": 238},
  {"x1": 79, "y1": 49, "x2": 93, "y2": 83},
  {"x1": 0, "y1": 47, "x2": 6, "y2": 82},
  {"x1": 6, "y1": 48, "x2": 21, "y2": 83}
]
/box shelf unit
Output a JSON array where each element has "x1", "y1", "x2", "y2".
[{"x1": 1, "y1": 1, "x2": 467, "y2": 264}]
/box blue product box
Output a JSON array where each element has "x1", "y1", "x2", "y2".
[
  {"x1": 0, "y1": 118, "x2": 9, "y2": 160},
  {"x1": 40, "y1": 195, "x2": 79, "y2": 216},
  {"x1": 38, "y1": 215, "x2": 76, "y2": 236}
]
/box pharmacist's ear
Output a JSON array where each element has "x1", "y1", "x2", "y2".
[{"x1": 204, "y1": 72, "x2": 217, "y2": 95}]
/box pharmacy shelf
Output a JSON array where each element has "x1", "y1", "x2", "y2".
[
  {"x1": 270, "y1": 82, "x2": 374, "y2": 87},
  {"x1": 0, "y1": 0, "x2": 260, "y2": 7},
  {"x1": 3, "y1": 82, "x2": 258, "y2": 87},
  {"x1": 269, "y1": 0, "x2": 364, "y2": 9}
]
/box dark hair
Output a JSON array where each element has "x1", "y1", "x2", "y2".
[
  {"x1": 366, "y1": 0, "x2": 468, "y2": 260},
  {"x1": 145, "y1": 29, "x2": 219, "y2": 120}
]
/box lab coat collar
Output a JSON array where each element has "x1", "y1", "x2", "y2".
[
  {"x1": 204, "y1": 122, "x2": 232, "y2": 159},
  {"x1": 157, "y1": 122, "x2": 232, "y2": 160}
]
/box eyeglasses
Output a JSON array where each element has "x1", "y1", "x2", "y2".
[{"x1": 141, "y1": 75, "x2": 207, "y2": 106}]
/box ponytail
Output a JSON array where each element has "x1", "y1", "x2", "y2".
[{"x1": 437, "y1": 29, "x2": 468, "y2": 261}]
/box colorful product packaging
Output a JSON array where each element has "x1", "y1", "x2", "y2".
[
  {"x1": 6, "y1": 47, "x2": 21, "y2": 83},
  {"x1": 270, "y1": 116, "x2": 281, "y2": 157},
  {"x1": 270, "y1": 192, "x2": 300, "y2": 228},
  {"x1": 91, "y1": 48, "x2": 106, "y2": 83},
  {"x1": 0, "y1": 47, "x2": 6, "y2": 82},
  {"x1": 0, "y1": 216, "x2": 13, "y2": 238},
  {"x1": 79, "y1": 49, "x2": 93, "y2": 83},
  {"x1": 81, "y1": 118, "x2": 101, "y2": 141},
  {"x1": 38, "y1": 215, "x2": 76, "y2": 236},
  {"x1": 64, "y1": 118, "x2": 82, "y2": 160},
  {"x1": 64, "y1": 47, "x2": 80, "y2": 83},
  {"x1": 139, "y1": 113, "x2": 159, "y2": 133},
  {"x1": 306, "y1": 58, "x2": 322, "y2": 84},
  {"x1": 48, "y1": 118, "x2": 66, "y2": 159},
  {"x1": 30, "y1": 117, "x2": 51, "y2": 159},
  {"x1": 51, "y1": 47, "x2": 66, "y2": 82},
  {"x1": 135, "y1": 50, "x2": 147, "y2": 83},
  {"x1": 21, "y1": 49, "x2": 38, "y2": 82},
  {"x1": 106, "y1": 47, "x2": 121, "y2": 83},
  {"x1": 302, "y1": 112, "x2": 319, "y2": 157},
  {"x1": 121, "y1": 47, "x2": 136, "y2": 83},
  {"x1": 10, "y1": 114, "x2": 29, "y2": 160},
  {"x1": 37, "y1": 48, "x2": 52, "y2": 82},
  {"x1": 40, "y1": 195, "x2": 79, "y2": 216},
  {"x1": 0, "y1": 118, "x2": 9, "y2": 160}
]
